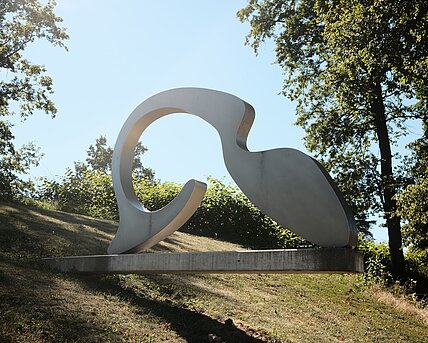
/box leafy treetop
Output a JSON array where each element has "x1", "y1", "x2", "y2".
[
  {"x1": 0, "y1": 0, "x2": 68, "y2": 118},
  {"x1": 82, "y1": 135, "x2": 154, "y2": 180}
]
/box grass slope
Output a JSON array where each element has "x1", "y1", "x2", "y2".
[{"x1": 0, "y1": 201, "x2": 427, "y2": 342}]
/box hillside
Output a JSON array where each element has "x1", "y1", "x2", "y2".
[{"x1": 0, "y1": 201, "x2": 427, "y2": 342}]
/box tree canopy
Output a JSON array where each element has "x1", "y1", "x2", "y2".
[
  {"x1": 396, "y1": 122, "x2": 428, "y2": 251},
  {"x1": 83, "y1": 135, "x2": 154, "y2": 180},
  {"x1": 0, "y1": 0, "x2": 68, "y2": 118},
  {"x1": 0, "y1": 0, "x2": 68, "y2": 199},
  {"x1": 238, "y1": 0, "x2": 427, "y2": 279}
]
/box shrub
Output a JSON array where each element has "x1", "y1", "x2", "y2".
[
  {"x1": 135, "y1": 177, "x2": 309, "y2": 249},
  {"x1": 39, "y1": 173, "x2": 310, "y2": 250},
  {"x1": 358, "y1": 235, "x2": 393, "y2": 285},
  {"x1": 405, "y1": 247, "x2": 428, "y2": 295},
  {"x1": 39, "y1": 169, "x2": 117, "y2": 219}
]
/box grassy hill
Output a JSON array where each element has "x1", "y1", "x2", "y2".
[{"x1": 0, "y1": 201, "x2": 427, "y2": 342}]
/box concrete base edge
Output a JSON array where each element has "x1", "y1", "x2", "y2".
[{"x1": 42, "y1": 248, "x2": 364, "y2": 274}]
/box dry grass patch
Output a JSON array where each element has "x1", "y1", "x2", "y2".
[{"x1": 371, "y1": 286, "x2": 428, "y2": 325}]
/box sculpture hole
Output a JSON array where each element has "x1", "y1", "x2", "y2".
[{"x1": 134, "y1": 113, "x2": 230, "y2": 211}]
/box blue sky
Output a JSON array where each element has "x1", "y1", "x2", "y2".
[
  {"x1": 9, "y1": 0, "x2": 397, "y2": 241},
  {"x1": 12, "y1": 0, "x2": 304, "y2": 182}
]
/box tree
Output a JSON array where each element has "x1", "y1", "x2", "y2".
[
  {"x1": 395, "y1": 121, "x2": 428, "y2": 287},
  {"x1": 396, "y1": 122, "x2": 428, "y2": 252},
  {"x1": 0, "y1": 121, "x2": 42, "y2": 198},
  {"x1": 39, "y1": 135, "x2": 155, "y2": 218},
  {"x1": 0, "y1": 0, "x2": 68, "y2": 117},
  {"x1": 84, "y1": 135, "x2": 154, "y2": 180},
  {"x1": 0, "y1": 0, "x2": 68, "y2": 199},
  {"x1": 238, "y1": 0, "x2": 427, "y2": 279},
  {"x1": 86, "y1": 135, "x2": 113, "y2": 173}
]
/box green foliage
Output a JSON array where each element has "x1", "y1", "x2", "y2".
[
  {"x1": 136, "y1": 177, "x2": 308, "y2": 249},
  {"x1": 39, "y1": 171, "x2": 309, "y2": 249},
  {"x1": 134, "y1": 178, "x2": 182, "y2": 211},
  {"x1": 0, "y1": 0, "x2": 68, "y2": 200},
  {"x1": 395, "y1": 123, "x2": 428, "y2": 293},
  {"x1": 39, "y1": 168, "x2": 117, "y2": 219},
  {"x1": 39, "y1": 135, "x2": 154, "y2": 218},
  {"x1": 405, "y1": 247, "x2": 428, "y2": 286},
  {"x1": 85, "y1": 135, "x2": 154, "y2": 180},
  {"x1": 183, "y1": 178, "x2": 308, "y2": 249},
  {"x1": 358, "y1": 235, "x2": 427, "y2": 294},
  {"x1": 0, "y1": 121, "x2": 43, "y2": 199},
  {"x1": 86, "y1": 135, "x2": 113, "y2": 173},
  {"x1": 358, "y1": 235, "x2": 392, "y2": 285},
  {"x1": 396, "y1": 123, "x2": 428, "y2": 250},
  {"x1": 0, "y1": 0, "x2": 68, "y2": 118},
  {"x1": 397, "y1": 180, "x2": 428, "y2": 249}
]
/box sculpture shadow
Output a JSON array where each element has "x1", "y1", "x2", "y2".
[
  {"x1": 0, "y1": 255, "x2": 131, "y2": 341},
  {"x1": 80, "y1": 274, "x2": 270, "y2": 343}
]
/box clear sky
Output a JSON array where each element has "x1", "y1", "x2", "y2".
[
  {"x1": 9, "y1": 0, "x2": 393, "y2": 241},
  {"x1": 12, "y1": 0, "x2": 304, "y2": 181}
]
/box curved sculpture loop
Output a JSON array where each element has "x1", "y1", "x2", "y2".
[{"x1": 108, "y1": 88, "x2": 358, "y2": 254}]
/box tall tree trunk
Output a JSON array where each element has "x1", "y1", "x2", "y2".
[{"x1": 371, "y1": 81, "x2": 406, "y2": 280}]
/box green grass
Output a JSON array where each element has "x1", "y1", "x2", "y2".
[{"x1": 0, "y1": 201, "x2": 427, "y2": 342}]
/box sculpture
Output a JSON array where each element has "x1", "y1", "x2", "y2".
[{"x1": 108, "y1": 88, "x2": 357, "y2": 254}]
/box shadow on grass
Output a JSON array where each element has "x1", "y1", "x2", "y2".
[
  {"x1": 0, "y1": 202, "x2": 131, "y2": 341},
  {"x1": 80, "y1": 274, "x2": 270, "y2": 343},
  {"x1": 0, "y1": 259, "x2": 134, "y2": 343},
  {"x1": 149, "y1": 237, "x2": 182, "y2": 253},
  {"x1": 0, "y1": 201, "x2": 115, "y2": 257}
]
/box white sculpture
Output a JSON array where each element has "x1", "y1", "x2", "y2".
[{"x1": 108, "y1": 88, "x2": 357, "y2": 254}]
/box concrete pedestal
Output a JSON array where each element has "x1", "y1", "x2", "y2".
[{"x1": 43, "y1": 248, "x2": 363, "y2": 274}]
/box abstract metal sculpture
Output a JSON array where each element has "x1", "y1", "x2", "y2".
[{"x1": 108, "y1": 88, "x2": 357, "y2": 254}]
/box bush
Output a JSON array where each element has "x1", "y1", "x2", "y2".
[
  {"x1": 39, "y1": 168, "x2": 117, "y2": 219},
  {"x1": 358, "y1": 235, "x2": 428, "y2": 295},
  {"x1": 357, "y1": 235, "x2": 393, "y2": 285},
  {"x1": 405, "y1": 247, "x2": 428, "y2": 295},
  {"x1": 39, "y1": 172, "x2": 310, "y2": 250},
  {"x1": 183, "y1": 178, "x2": 308, "y2": 249}
]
